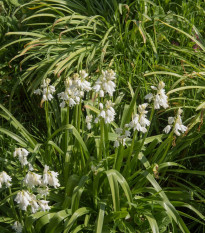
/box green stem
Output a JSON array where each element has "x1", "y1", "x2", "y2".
[
  {"x1": 104, "y1": 123, "x2": 109, "y2": 156},
  {"x1": 45, "y1": 101, "x2": 51, "y2": 138},
  {"x1": 131, "y1": 107, "x2": 155, "y2": 171},
  {"x1": 123, "y1": 130, "x2": 137, "y2": 176},
  {"x1": 77, "y1": 101, "x2": 81, "y2": 132},
  {"x1": 99, "y1": 119, "x2": 104, "y2": 161},
  {"x1": 80, "y1": 145, "x2": 86, "y2": 174},
  {"x1": 9, "y1": 187, "x2": 19, "y2": 221},
  {"x1": 45, "y1": 101, "x2": 51, "y2": 164},
  {"x1": 74, "y1": 104, "x2": 78, "y2": 129},
  {"x1": 77, "y1": 101, "x2": 86, "y2": 173},
  {"x1": 114, "y1": 144, "x2": 124, "y2": 171},
  {"x1": 159, "y1": 132, "x2": 174, "y2": 164},
  {"x1": 104, "y1": 123, "x2": 109, "y2": 170},
  {"x1": 64, "y1": 105, "x2": 70, "y2": 184}
]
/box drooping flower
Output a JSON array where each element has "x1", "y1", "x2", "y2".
[
  {"x1": 145, "y1": 81, "x2": 169, "y2": 109},
  {"x1": 42, "y1": 165, "x2": 60, "y2": 188},
  {"x1": 14, "y1": 190, "x2": 32, "y2": 211},
  {"x1": 95, "y1": 100, "x2": 115, "y2": 124},
  {"x1": 129, "y1": 103, "x2": 150, "y2": 133},
  {"x1": 13, "y1": 148, "x2": 29, "y2": 167},
  {"x1": 0, "y1": 171, "x2": 12, "y2": 188},
  {"x1": 14, "y1": 190, "x2": 50, "y2": 213},
  {"x1": 38, "y1": 199, "x2": 50, "y2": 212},
  {"x1": 12, "y1": 221, "x2": 23, "y2": 233},
  {"x1": 73, "y1": 70, "x2": 91, "y2": 92},
  {"x1": 114, "y1": 127, "x2": 131, "y2": 148},
  {"x1": 58, "y1": 71, "x2": 91, "y2": 108},
  {"x1": 29, "y1": 195, "x2": 39, "y2": 213},
  {"x1": 85, "y1": 115, "x2": 93, "y2": 130},
  {"x1": 163, "y1": 108, "x2": 187, "y2": 136},
  {"x1": 24, "y1": 172, "x2": 41, "y2": 188},
  {"x1": 34, "y1": 78, "x2": 56, "y2": 101},
  {"x1": 37, "y1": 187, "x2": 49, "y2": 198},
  {"x1": 93, "y1": 69, "x2": 116, "y2": 97}
]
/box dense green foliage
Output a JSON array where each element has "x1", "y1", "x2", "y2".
[{"x1": 0, "y1": 0, "x2": 205, "y2": 232}]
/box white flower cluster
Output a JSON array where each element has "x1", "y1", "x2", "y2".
[
  {"x1": 34, "y1": 78, "x2": 56, "y2": 101},
  {"x1": 145, "y1": 81, "x2": 168, "y2": 109},
  {"x1": 13, "y1": 148, "x2": 33, "y2": 171},
  {"x1": 95, "y1": 100, "x2": 115, "y2": 124},
  {"x1": 114, "y1": 126, "x2": 131, "y2": 148},
  {"x1": 42, "y1": 165, "x2": 60, "y2": 188},
  {"x1": 13, "y1": 148, "x2": 29, "y2": 167},
  {"x1": 14, "y1": 190, "x2": 50, "y2": 213},
  {"x1": 58, "y1": 70, "x2": 91, "y2": 108},
  {"x1": 24, "y1": 171, "x2": 41, "y2": 188},
  {"x1": 10, "y1": 161, "x2": 60, "y2": 215},
  {"x1": 12, "y1": 221, "x2": 23, "y2": 233},
  {"x1": 163, "y1": 108, "x2": 187, "y2": 136},
  {"x1": 23, "y1": 165, "x2": 60, "y2": 189},
  {"x1": 129, "y1": 103, "x2": 150, "y2": 133},
  {"x1": 85, "y1": 115, "x2": 93, "y2": 130},
  {"x1": 0, "y1": 171, "x2": 12, "y2": 188},
  {"x1": 93, "y1": 69, "x2": 116, "y2": 97}
]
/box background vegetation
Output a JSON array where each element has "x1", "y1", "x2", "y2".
[{"x1": 0, "y1": 0, "x2": 205, "y2": 232}]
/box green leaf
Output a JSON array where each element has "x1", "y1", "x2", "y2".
[
  {"x1": 45, "y1": 210, "x2": 71, "y2": 233},
  {"x1": 0, "y1": 128, "x2": 27, "y2": 147},
  {"x1": 63, "y1": 207, "x2": 92, "y2": 233},
  {"x1": 144, "y1": 212, "x2": 159, "y2": 233},
  {"x1": 36, "y1": 213, "x2": 56, "y2": 232},
  {"x1": 48, "y1": 124, "x2": 90, "y2": 160},
  {"x1": 106, "y1": 170, "x2": 133, "y2": 211},
  {"x1": 95, "y1": 203, "x2": 106, "y2": 233},
  {"x1": 120, "y1": 87, "x2": 140, "y2": 127}
]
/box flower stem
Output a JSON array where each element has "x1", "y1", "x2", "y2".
[
  {"x1": 45, "y1": 101, "x2": 51, "y2": 164},
  {"x1": 99, "y1": 119, "x2": 104, "y2": 161},
  {"x1": 45, "y1": 101, "x2": 51, "y2": 138},
  {"x1": 64, "y1": 105, "x2": 70, "y2": 183},
  {"x1": 9, "y1": 187, "x2": 19, "y2": 222},
  {"x1": 104, "y1": 122, "x2": 109, "y2": 170},
  {"x1": 77, "y1": 101, "x2": 81, "y2": 132},
  {"x1": 131, "y1": 106, "x2": 155, "y2": 171},
  {"x1": 159, "y1": 132, "x2": 174, "y2": 164},
  {"x1": 123, "y1": 130, "x2": 137, "y2": 176},
  {"x1": 114, "y1": 144, "x2": 124, "y2": 171}
]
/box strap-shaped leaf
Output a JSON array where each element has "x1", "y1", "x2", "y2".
[
  {"x1": 63, "y1": 207, "x2": 92, "y2": 233},
  {"x1": 96, "y1": 203, "x2": 106, "y2": 233},
  {"x1": 106, "y1": 169, "x2": 133, "y2": 211},
  {"x1": 48, "y1": 124, "x2": 90, "y2": 160}
]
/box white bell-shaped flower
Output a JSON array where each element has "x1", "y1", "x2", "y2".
[
  {"x1": 58, "y1": 71, "x2": 91, "y2": 108},
  {"x1": 145, "y1": 81, "x2": 169, "y2": 109},
  {"x1": 85, "y1": 115, "x2": 93, "y2": 130},
  {"x1": 37, "y1": 187, "x2": 49, "y2": 198},
  {"x1": 113, "y1": 127, "x2": 131, "y2": 148},
  {"x1": 95, "y1": 100, "x2": 116, "y2": 124},
  {"x1": 34, "y1": 78, "x2": 55, "y2": 102},
  {"x1": 38, "y1": 199, "x2": 50, "y2": 212},
  {"x1": 12, "y1": 221, "x2": 23, "y2": 233},
  {"x1": 42, "y1": 165, "x2": 60, "y2": 188},
  {"x1": 15, "y1": 190, "x2": 32, "y2": 211},
  {"x1": 24, "y1": 172, "x2": 41, "y2": 188},
  {"x1": 30, "y1": 195, "x2": 39, "y2": 213},
  {"x1": 93, "y1": 69, "x2": 116, "y2": 97},
  {"x1": 163, "y1": 108, "x2": 187, "y2": 136},
  {"x1": 129, "y1": 103, "x2": 150, "y2": 133},
  {"x1": 0, "y1": 171, "x2": 12, "y2": 188},
  {"x1": 13, "y1": 148, "x2": 29, "y2": 167}
]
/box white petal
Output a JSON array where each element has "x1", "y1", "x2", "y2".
[{"x1": 163, "y1": 125, "x2": 171, "y2": 134}]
